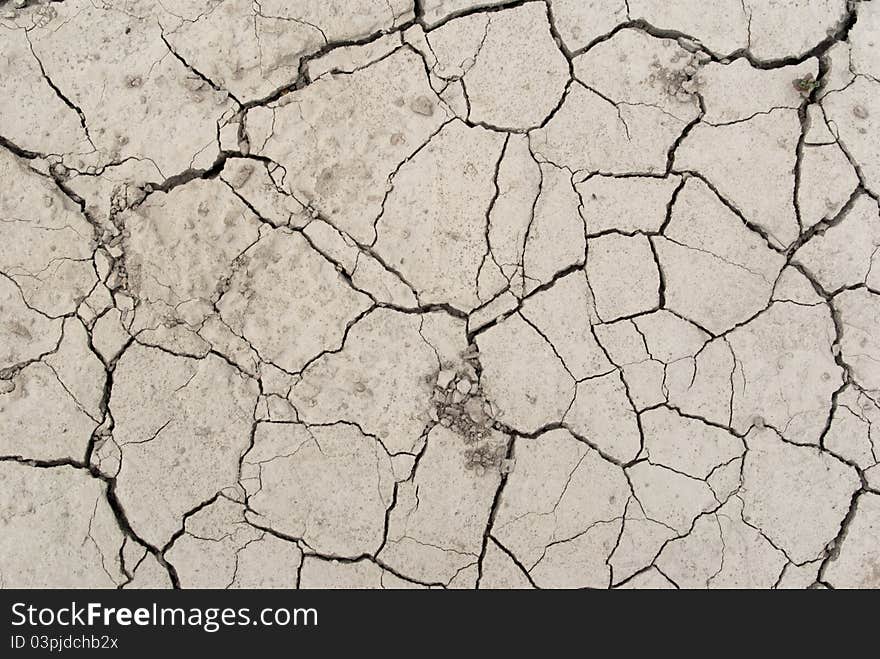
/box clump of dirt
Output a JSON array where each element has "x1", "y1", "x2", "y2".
[
  {"x1": 430, "y1": 353, "x2": 513, "y2": 477},
  {"x1": 464, "y1": 442, "x2": 508, "y2": 476},
  {"x1": 649, "y1": 50, "x2": 708, "y2": 103},
  {"x1": 430, "y1": 353, "x2": 513, "y2": 476},
  {"x1": 431, "y1": 368, "x2": 495, "y2": 443}
]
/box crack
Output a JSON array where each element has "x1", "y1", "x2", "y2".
[
  {"x1": 2, "y1": 0, "x2": 876, "y2": 591},
  {"x1": 158, "y1": 29, "x2": 241, "y2": 106},
  {"x1": 23, "y1": 30, "x2": 96, "y2": 152}
]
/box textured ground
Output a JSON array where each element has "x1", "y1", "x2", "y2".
[{"x1": 0, "y1": 0, "x2": 878, "y2": 590}]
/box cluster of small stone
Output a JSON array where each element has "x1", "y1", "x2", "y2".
[
  {"x1": 430, "y1": 366, "x2": 495, "y2": 442},
  {"x1": 101, "y1": 184, "x2": 142, "y2": 292},
  {"x1": 429, "y1": 347, "x2": 512, "y2": 476},
  {"x1": 649, "y1": 40, "x2": 710, "y2": 103},
  {"x1": 463, "y1": 442, "x2": 508, "y2": 477}
]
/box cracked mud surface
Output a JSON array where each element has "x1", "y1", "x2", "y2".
[{"x1": 1, "y1": 0, "x2": 879, "y2": 590}]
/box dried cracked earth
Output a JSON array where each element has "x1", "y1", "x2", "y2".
[{"x1": 0, "y1": 0, "x2": 879, "y2": 591}]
